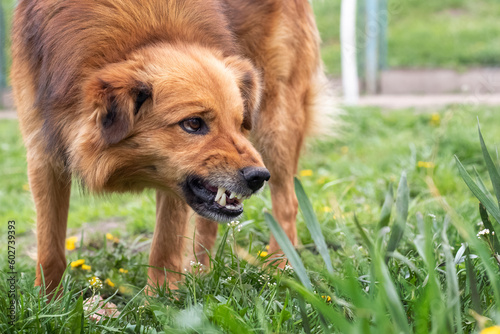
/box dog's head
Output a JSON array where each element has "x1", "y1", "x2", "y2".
[{"x1": 73, "y1": 44, "x2": 268, "y2": 221}]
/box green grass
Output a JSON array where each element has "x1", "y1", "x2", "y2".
[
  {"x1": 1, "y1": 0, "x2": 14, "y2": 89},
  {"x1": 1, "y1": 104, "x2": 500, "y2": 332},
  {"x1": 313, "y1": 0, "x2": 500, "y2": 75},
  {"x1": 386, "y1": 0, "x2": 500, "y2": 70}
]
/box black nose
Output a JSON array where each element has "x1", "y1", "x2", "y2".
[{"x1": 240, "y1": 167, "x2": 271, "y2": 192}]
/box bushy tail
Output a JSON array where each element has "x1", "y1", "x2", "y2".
[{"x1": 305, "y1": 66, "x2": 343, "y2": 140}]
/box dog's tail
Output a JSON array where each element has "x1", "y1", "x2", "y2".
[{"x1": 304, "y1": 65, "x2": 342, "y2": 140}]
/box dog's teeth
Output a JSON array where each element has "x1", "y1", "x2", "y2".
[
  {"x1": 225, "y1": 203, "x2": 242, "y2": 210},
  {"x1": 229, "y1": 192, "x2": 236, "y2": 199},
  {"x1": 219, "y1": 193, "x2": 227, "y2": 206},
  {"x1": 215, "y1": 187, "x2": 225, "y2": 202}
]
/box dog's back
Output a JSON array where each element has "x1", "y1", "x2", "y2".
[{"x1": 224, "y1": 0, "x2": 336, "y2": 139}]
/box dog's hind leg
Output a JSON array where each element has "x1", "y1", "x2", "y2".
[
  {"x1": 30, "y1": 156, "x2": 71, "y2": 295},
  {"x1": 147, "y1": 191, "x2": 189, "y2": 294}
]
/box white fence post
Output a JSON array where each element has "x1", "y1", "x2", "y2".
[{"x1": 341, "y1": 0, "x2": 359, "y2": 105}]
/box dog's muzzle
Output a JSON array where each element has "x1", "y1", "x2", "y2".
[{"x1": 182, "y1": 167, "x2": 270, "y2": 222}]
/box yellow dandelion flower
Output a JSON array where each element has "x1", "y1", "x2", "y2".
[
  {"x1": 417, "y1": 161, "x2": 435, "y2": 169},
  {"x1": 66, "y1": 236, "x2": 78, "y2": 251},
  {"x1": 119, "y1": 285, "x2": 132, "y2": 294},
  {"x1": 105, "y1": 278, "x2": 115, "y2": 287},
  {"x1": 340, "y1": 146, "x2": 349, "y2": 155},
  {"x1": 300, "y1": 169, "x2": 313, "y2": 177},
  {"x1": 323, "y1": 206, "x2": 332, "y2": 213},
  {"x1": 259, "y1": 251, "x2": 268, "y2": 257},
  {"x1": 119, "y1": 268, "x2": 128, "y2": 274},
  {"x1": 265, "y1": 245, "x2": 270, "y2": 250},
  {"x1": 81, "y1": 264, "x2": 91, "y2": 271},
  {"x1": 70, "y1": 259, "x2": 85, "y2": 268},
  {"x1": 106, "y1": 233, "x2": 119, "y2": 243},
  {"x1": 430, "y1": 113, "x2": 440, "y2": 126},
  {"x1": 22, "y1": 184, "x2": 30, "y2": 191},
  {"x1": 321, "y1": 295, "x2": 332, "y2": 302},
  {"x1": 481, "y1": 326, "x2": 500, "y2": 334}
]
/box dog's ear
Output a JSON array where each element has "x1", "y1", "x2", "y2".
[
  {"x1": 224, "y1": 56, "x2": 262, "y2": 131},
  {"x1": 86, "y1": 65, "x2": 152, "y2": 145}
]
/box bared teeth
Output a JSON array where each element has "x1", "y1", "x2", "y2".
[
  {"x1": 215, "y1": 187, "x2": 225, "y2": 202},
  {"x1": 219, "y1": 193, "x2": 227, "y2": 206},
  {"x1": 213, "y1": 186, "x2": 250, "y2": 208}
]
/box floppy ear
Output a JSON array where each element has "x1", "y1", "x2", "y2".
[
  {"x1": 86, "y1": 64, "x2": 152, "y2": 145},
  {"x1": 224, "y1": 56, "x2": 262, "y2": 130}
]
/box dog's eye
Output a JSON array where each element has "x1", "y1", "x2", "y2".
[{"x1": 179, "y1": 117, "x2": 207, "y2": 134}]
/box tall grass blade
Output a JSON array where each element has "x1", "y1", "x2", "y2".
[
  {"x1": 353, "y1": 213, "x2": 374, "y2": 250},
  {"x1": 378, "y1": 182, "x2": 394, "y2": 230},
  {"x1": 464, "y1": 246, "x2": 482, "y2": 314},
  {"x1": 297, "y1": 295, "x2": 312, "y2": 334},
  {"x1": 473, "y1": 167, "x2": 493, "y2": 199},
  {"x1": 215, "y1": 227, "x2": 229, "y2": 262},
  {"x1": 413, "y1": 212, "x2": 443, "y2": 331},
  {"x1": 455, "y1": 156, "x2": 500, "y2": 224},
  {"x1": 438, "y1": 161, "x2": 500, "y2": 302},
  {"x1": 69, "y1": 294, "x2": 84, "y2": 334},
  {"x1": 478, "y1": 123, "x2": 500, "y2": 208},
  {"x1": 294, "y1": 177, "x2": 334, "y2": 273},
  {"x1": 479, "y1": 203, "x2": 500, "y2": 254},
  {"x1": 441, "y1": 216, "x2": 463, "y2": 334},
  {"x1": 284, "y1": 279, "x2": 351, "y2": 332},
  {"x1": 264, "y1": 212, "x2": 312, "y2": 290},
  {"x1": 374, "y1": 254, "x2": 411, "y2": 333},
  {"x1": 386, "y1": 171, "x2": 409, "y2": 261}
]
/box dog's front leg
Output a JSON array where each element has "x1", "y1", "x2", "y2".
[
  {"x1": 268, "y1": 177, "x2": 299, "y2": 252},
  {"x1": 192, "y1": 216, "x2": 219, "y2": 267},
  {"x1": 147, "y1": 190, "x2": 189, "y2": 294},
  {"x1": 29, "y1": 157, "x2": 71, "y2": 295}
]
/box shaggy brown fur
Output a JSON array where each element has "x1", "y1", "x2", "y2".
[{"x1": 11, "y1": 0, "x2": 333, "y2": 294}]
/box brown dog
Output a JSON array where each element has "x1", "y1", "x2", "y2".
[{"x1": 11, "y1": 0, "x2": 335, "y2": 293}]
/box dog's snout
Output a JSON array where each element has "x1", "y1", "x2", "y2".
[{"x1": 240, "y1": 167, "x2": 270, "y2": 192}]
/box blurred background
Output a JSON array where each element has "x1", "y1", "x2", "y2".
[
  {"x1": 1, "y1": 0, "x2": 500, "y2": 108},
  {"x1": 313, "y1": 0, "x2": 500, "y2": 107}
]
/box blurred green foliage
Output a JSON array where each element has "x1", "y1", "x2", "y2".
[{"x1": 313, "y1": 0, "x2": 500, "y2": 75}]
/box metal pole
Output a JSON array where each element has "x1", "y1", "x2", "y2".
[
  {"x1": 340, "y1": 0, "x2": 359, "y2": 105},
  {"x1": 365, "y1": 0, "x2": 378, "y2": 94},
  {"x1": 378, "y1": 0, "x2": 388, "y2": 71}
]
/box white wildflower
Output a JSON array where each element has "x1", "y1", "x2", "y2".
[
  {"x1": 228, "y1": 220, "x2": 240, "y2": 228},
  {"x1": 477, "y1": 229, "x2": 490, "y2": 237}
]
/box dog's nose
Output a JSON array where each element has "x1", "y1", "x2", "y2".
[{"x1": 240, "y1": 167, "x2": 271, "y2": 192}]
